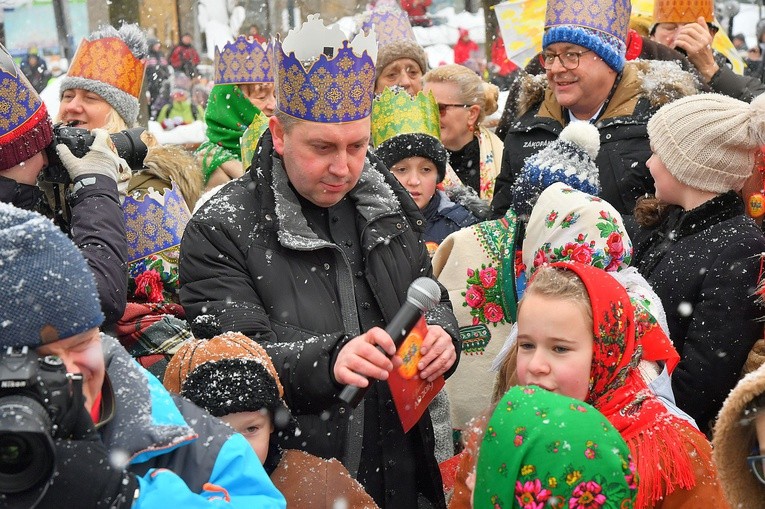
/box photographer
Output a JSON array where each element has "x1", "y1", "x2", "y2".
[
  {"x1": 0, "y1": 42, "x2": 129, "y2": 330},
  {"x1": 0, "y1": 203, "x2": 285, "y2": 508}
]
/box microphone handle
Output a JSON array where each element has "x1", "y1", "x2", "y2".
[{"x1": 338, "y1": 303, "x2": 424, "y2": 407}]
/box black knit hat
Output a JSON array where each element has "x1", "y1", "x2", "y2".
[{"x1": 375, "y1": 132, "x2": 449, "y2": 182}]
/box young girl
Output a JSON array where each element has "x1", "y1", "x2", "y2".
[
  {"x1": 473, "y1": 385, "x2": 638, "y2": 509},
  {"x1": 516, "y1": 262, "x2": 728, "y2": 508}
]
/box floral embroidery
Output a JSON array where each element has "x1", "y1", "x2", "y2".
[
  {"x1": 514, "y1": 249, "x2": 526, "y2": 279},
  {"x1": 514, "y1": 426, "x2": 527, "y2": 447},
  {"x1": 564, "y1": 466, "x2": 583, "y2": 486},
  {"x1": 521, "y1": 464, "x2": 536, "y2": 476},
  {"x1": 560, "y1": 212, "x2": 580, "y2": 228},
  {"x1": 463, "y1": 265, "x2": 507, "y2": 326},
  {"x1": 545, "y1": 210, "x2": 559, "y2": 228},
  {"x1": 570, "y1": 480, "x2": 607, "y2": 509},
  {"x1": 514, "y1": 479, "x2": 551, "y2": 509},
  {"x1": 134, "y1": 269, "x2": 164, "y2": 303},
  {"x1": 584, "y1": 440, "x2": 598, "y2": 460}
]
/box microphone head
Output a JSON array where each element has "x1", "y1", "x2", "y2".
[{"x1": 407, "y1": 277, "x2": 442, "y2": 312}]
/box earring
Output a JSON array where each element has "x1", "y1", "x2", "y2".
[{"x1": 468, "y1": 123, "x2": 474, "y2": 132}]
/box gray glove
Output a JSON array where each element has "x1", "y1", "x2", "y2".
[{"x1": 56, "y1": 128, "x2": 132, "y2": 186}]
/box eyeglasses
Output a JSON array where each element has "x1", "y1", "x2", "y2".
[
  {"x1": 539, "y1": 49, "x2": 593, "y2": 70},
  {"x1": 437, "y1": 103, "x2": 470, "y2": 115},
  {"x1": 748, "y1": 454, "x2": 765, "y2": 485}
]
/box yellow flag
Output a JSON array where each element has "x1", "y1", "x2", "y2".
[{"x1": 493, "y1": 0, "x2": 546, "y2": 67}]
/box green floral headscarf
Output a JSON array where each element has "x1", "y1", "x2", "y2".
[
  {"x1": 474, "y1": 386, "x2": 638, "y2": 509},
  {"x1": 196, "y1": 84, "x2": 262, "y2": 182}
]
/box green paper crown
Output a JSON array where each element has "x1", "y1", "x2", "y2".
[
  {"x1": 241, "y1": 111, "x2": 269, "y2": 166},
  {"x1": 371, "y1": 88, "x2": 440, "y2": 148}
]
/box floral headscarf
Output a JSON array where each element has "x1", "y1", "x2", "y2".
[
  {"x1": 474, "y1": 385, "x2": 638, "y2": 509},
  {"x1": 546, "y1": 262, "x2": 704, "y2": 507},
  {"x1": 522, "y1": 183, "x2": 632, "y2": 278}
]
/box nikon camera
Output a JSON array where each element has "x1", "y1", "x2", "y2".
[
  {"x1": 43, "y1": 124, "x2": 148, "y2": 185},
  {"x1": 0, "y1": 347, "x2": 83, "y2": 499}
]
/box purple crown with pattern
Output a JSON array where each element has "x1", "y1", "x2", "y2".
[
  {"x1": 360, "y1": 5, "x2": 416, "y2": 47},
  {"x1": 545, "y1": 0, "x2": 630, "y2": 42},
  {"x1": 214, "y1": 36, "x2": 273, "y2": 84},
  {"x1": 274, "y1": 14, "x2": 378, "y2": 123},
  {"x1": 123, "y1": 183, "x2": 192, "y2": 264}
]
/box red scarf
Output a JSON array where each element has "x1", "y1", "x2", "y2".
[{"x1": 550, "y1": 262, "x2": 706, "y2": 508}]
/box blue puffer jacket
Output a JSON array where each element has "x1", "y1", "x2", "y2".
[{"x1": 99, "y1": 335, "x2": 285, "y2": 508}]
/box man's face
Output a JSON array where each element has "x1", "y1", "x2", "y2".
[
  {"x1": 375, "y1": 58, "x2": 423, "y2": 96},
  {"x1": 36, "y1": 328, "x2": 105, "y2": 413},
  {"x1": 182, "y1": 35, "x2": 192, "y2": 45},
  {"x1": 2, "y1": 151, "x2": 46, "y2": 185},
  {"x1": 58, "y1": 88, "x2": 113, "y2": 129},
  {"x1": 544, "y1": 42, "x2": 617, "y2": 120},
  {"x1": 270, "y1": 116, "x2": 371, "y2": 207}
]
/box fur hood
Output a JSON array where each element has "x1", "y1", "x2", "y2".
[
  {"x1": 143, "y1": 144, "x2": 204, "y2": 210},
  {"x1": 512, "y1": 59, "x2": 700, "y2": 121},
  {"x1": 712, "y1": 361, "x2": 765, "y2": 509}
]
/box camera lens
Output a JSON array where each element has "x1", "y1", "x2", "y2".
[{"x1": 0, "y1": 397, "x2": 55, "y2": 494}]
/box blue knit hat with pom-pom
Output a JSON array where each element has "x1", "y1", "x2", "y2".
[
  {"x1": 0, "y1": 204, "x2": 104, "y2": 347},
  {"x1": 511, "y1": 122, "x2": 601, "y2": 221}
]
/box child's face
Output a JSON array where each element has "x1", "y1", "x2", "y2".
[
  {"x1": 389, "y1": 155, "x2": 439, "y2": 209},
  {"x1": 221, "y1": 410, "x2": 274, "y2": 464},
  {"x1": 516, "y1": 293, "x2": 594, "y2": 401},
  {"x1": 646, "y1": 149, "x2": 686, "y2": 206}
]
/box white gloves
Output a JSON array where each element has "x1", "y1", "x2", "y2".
[{"x1": 56, "y1": 128, "x2": 132, "y2": 187}]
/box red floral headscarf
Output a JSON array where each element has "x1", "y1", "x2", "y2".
[{"x1": 547, "y1": 261, "x2": 706, "y2": 507}]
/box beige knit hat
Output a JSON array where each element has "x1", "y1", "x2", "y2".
[{"x1": 647, "y1": 93, "x2": 765, "y2": 193}]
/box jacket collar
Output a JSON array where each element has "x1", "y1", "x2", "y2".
[{"x1": 665, "y1": 191, "x2": 744, "y2": 238}]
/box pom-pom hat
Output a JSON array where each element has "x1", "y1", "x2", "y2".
[
  {"x1": 0, "y1": 43, "x2": 54, "y2": 171},
  {"x1": 0, "y1": 204, "x2": 104, "y2": 348},
  {"x1": 60, "y1": 24, "x2": 148, "y2": 126},
  {"x1": 512, "y1": 122, "x2": 601, "y2": 219},
  {"x1": 647, "y1": 93, "x2": 765, "y2": 193},
  {"x1": 543, "y1": 0, "x2": 631, "y2": 72}
]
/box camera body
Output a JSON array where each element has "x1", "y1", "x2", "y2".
[
  {"x1": 43, "y1": 124, "x2": 148, "y2": 185},
  {"x1": 0, "y1": 347, "x2": 82, "y2": 495}
]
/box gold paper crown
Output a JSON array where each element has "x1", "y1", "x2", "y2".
[
  {"x1": 653, "y1": 0, "x2": 714, "y2": 23},
  {"x1": 274, "y1": 14, "x2": 378, "y2": 123},
  {"x1": 371, "y1": 88, "x2": 440, "y2": 148},
  {"x1": 68, "y1": 37, "x2": 145, "y2": 98},
  {"x1": 214, "y1": 36, "x2": 273, "y2": 84}
]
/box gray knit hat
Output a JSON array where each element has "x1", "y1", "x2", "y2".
[
  {"x1": 0, "y1": 204, "x2": 104, "y2": 347},
  {"x1": 375, "y1": 39, "x2": 429, "y2": 83},
  {"x1": 647, "y1": 93, "x2": 765, "y2": 193},
  {"x1": 60, "y1": 24, "x2": 148, "y2": 126}
]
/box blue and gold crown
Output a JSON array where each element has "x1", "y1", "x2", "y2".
[
  {"x1": 274, "y1": 14, "x2": 378, "y2": 123},
  {"x1": 359, "y1": 5, "x2": 416, "y2": 47},
  {"x1": 124, "y1": 183, "x2": 192, "y2": 302},
  {"x1": 214, "y1": 36, "x2": 273, "y2": 85}
]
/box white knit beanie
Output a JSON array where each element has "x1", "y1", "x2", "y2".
[{"x1": 647, "y1": 93, "x2": 765, "y2": 193}]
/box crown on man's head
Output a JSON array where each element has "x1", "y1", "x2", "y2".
[
  {"x1": 274, "y1": 14, "x2": 378, "y2": 123},
  {"x1": 371, "y1": 87, "x2": 440, "y2": 148},
  {"x1": 214, "y1": 36, "x2": 273, "y2": 85},
  {"x1": 358, "y1": 4, "x2": 416, "y2": 47}
]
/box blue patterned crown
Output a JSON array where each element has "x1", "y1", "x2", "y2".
[
  {"x1": 359, "y1": 5, "x2": 416, "y2": 47},
  {"x1": 543, "y1": 0, "x2": 630, "y2": 72},
  {"x1": 274, "y1": 14, "x2": 378, "y2": 123},
  {"x1": 214, "y1": 36, "x2": 273, "y2": 84}
]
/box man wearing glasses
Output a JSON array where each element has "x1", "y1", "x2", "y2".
[{"x1": 491, "y1": 0, "x2": 700, "y2": 220}]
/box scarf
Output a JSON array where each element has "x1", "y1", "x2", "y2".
[
  {"x1": 197, "y1": 84, "x2": 262, "y2": 179},
  {"x1": 473, "y1": 385, "x2": 637, "y2": 509},
  {"x1": 551, "y1": 261, "x2": 704, "y2": 507}
]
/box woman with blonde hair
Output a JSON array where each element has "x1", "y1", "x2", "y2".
[{"x1": 423, "y1": 64, "x2": 503, "y2": 202}]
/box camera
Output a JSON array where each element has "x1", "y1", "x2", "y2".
[
  {"x1": 43, "y1": 124, "x2": 149, "y2": 185},
  {"x1": 0, "y1": 347, "x2": 82, "y2": 496}
]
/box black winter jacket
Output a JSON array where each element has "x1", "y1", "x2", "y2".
[
  {"x1": 491, "y1": 60, "x2": 700, "y2": 218},
  {"x1": 633, "y1": 192, "x2": 765, "y2": 435},
  {"x1": 0, "y1": 174, "x2": 128, "y2": 327},
  {"x1": 180, "y1": 131, "x2": 460, "y2": 508}
]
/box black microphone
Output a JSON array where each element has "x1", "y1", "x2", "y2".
[{"x1": 338, "y1": 277, "x2": 442, "y2": 408}]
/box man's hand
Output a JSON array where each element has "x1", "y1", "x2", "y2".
[
  {"x1": 56, "y1": 128, "x2": 131, "y2": 185},
  {"x1": 334, "y1": 327, "x2": 398, "y2": 387},
  {"x1": 417, "y1": 324, "x2": 456, "y2": 382},
  {"x1": 674, "y1": 16, "x2": 719, "y2": 81}
]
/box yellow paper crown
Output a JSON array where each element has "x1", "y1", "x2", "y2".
[
  {"x1": 68, "y1": 37, "x2": 146, "y2": 98},
  {"x1": 371, "y1": 88, "x2": 440, "y2": 148}
]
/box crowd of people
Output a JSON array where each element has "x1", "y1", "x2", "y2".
[{"x1": 2, "y1": 0, "x2": 765, "y2": 507}]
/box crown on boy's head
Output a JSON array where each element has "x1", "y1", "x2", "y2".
[
  {"x1": 371, "y1": 88, "x2": 440, "y2": 148},
  {"x1": 274, "y1": 14, "x2": 378, "y2": 123},
  {"x1": 214, "y1": 36, "x2": 273, "y2": 85}
]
